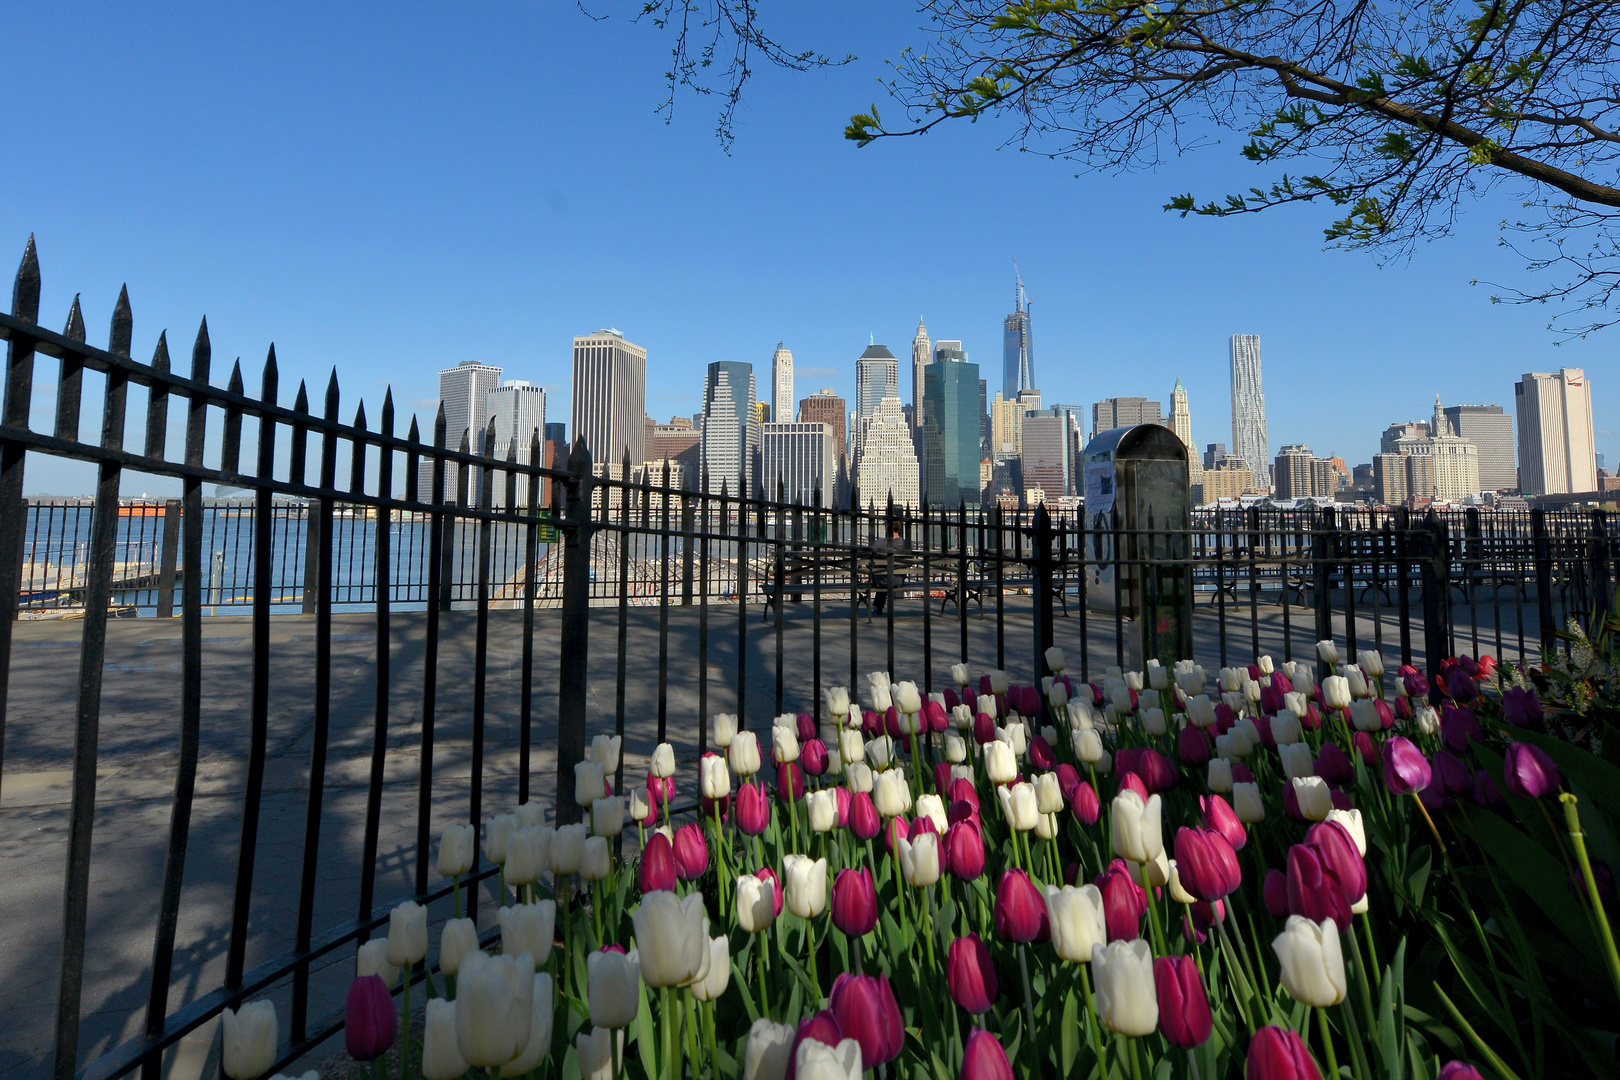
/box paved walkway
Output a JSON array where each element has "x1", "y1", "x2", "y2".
[{"x1": 0, "y1": 590, "x2": 1538, "y2": 1080}]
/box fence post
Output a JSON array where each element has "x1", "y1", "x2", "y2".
[
  {"x1": 1420, "y1": 511, "x2": 1451, "y2": 687},
  {"x1": 1394, "y1": 507, "x2": 1413, "y2": 666},
  {"x1": 155, "y1": 498, "x2": 181, "y2": 617},
  {"x1": 1033, "y1": 503, "x2": 1054, "y2": 677},
  {"x1": 1591, "y1": 509, "x2": 1612, "y2": 621},
  {"x1": 301, "y1": 499, "x2": 320, "y2": 615},
  {"x1": 680, "y1": 473, "x2": 696, "y2": 605},
  {"x1": 1531, "y1": 508, "x2": 1555, "y2": 657},
  {"x1": 556, "y1": 438, "x2": 593, "y2": 825},
  {"x1": 1312, "y1": 509, "x2": 1334, "y2": 678}
]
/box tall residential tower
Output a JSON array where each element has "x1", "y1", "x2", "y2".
[
  {"x1": 571, "y1": 330, "x2": 647, "y2": 466},
  {"x1": 1229, "y1": 335, "x2": 1269, "y2": 486}
]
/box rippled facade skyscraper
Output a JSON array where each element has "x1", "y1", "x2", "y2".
[{"x1": 1229, "y1": 334, "x2": 1269, "y2": 486}]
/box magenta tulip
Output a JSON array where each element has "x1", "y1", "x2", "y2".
[
  {"x1": 1174, "y1": 826, "x2": 1242, "y2": 901},
  {"x1": 1352, "y1": 731, "x2": 1380, "y2": 766},
  {"x1": 1502, "y1": 687, "x2": 1543, "y2": 727},
  {"x1": 1179, "y1": 723, "x2": 1213, "y2": 766},
  {"x1": 1263, "y1": 869, "x2": 1289, "y2": 918},
  {"x1": 639, "y1": 831, "x2": 677, "y2": 893},
  {"x1": 1070, "y1": 780, "x2": 1101, "y2": 826},
  {"x1": 735, "y1": 782, "x2": 771, "y2": 836},
  {"x1": 1383, "y1": 737, "x2": 1432, "y2": 795},
  {"x1": 344, "y1": 974, "x2": 398, "y2": 1061},
  {"x1": 949, "y1": 777, "x2": 981, "y2": 813},
  {"x1": 1504, "y1": 742, "x2": 1561, "y2": 798},
  {"x1": 1139, "y1": 748, "x2": 1179, "y2": 792},
  {"x1": 849, "y1": 791, "x2": 881, "y2": 840},
  {"x1": 831, "y1": 867, "x2": 878, "y2": 937},
  {"x1": 1154, "y1": 955, "x2": 1212, "y2": 1048},
  {"x1": 1306, "y1": 820, "x2": 1367, "y2": 906},
  {"x1": 1027, "y1": 734, "x2": 1056, "y2": 772},
  {"x1": 800, "y1": 738, "x2": 829, "y2": 776},
  {"x1": 1056, "y1": 763, "x2": 1082, "y2": 802},
  {"x1": 882, "y1": 815, "x2": 909, "y2": 855},
  {"x1": 1315, "y1": 742, "x2": 1355, "y2": 785},
  {"x1": 925, "y1": 700, "x2": 949, "y2": 732},
  {"x1": 834, "y1": 786, "x2": 852, "y2": 827},
  {"x1": 1441, "y1": 705, "x2": 1481, "y2": 752},
  {"x1": 1246, "y1": 1025, "x2": 1323, "y2": 1080},
  {"x1": 1199, "y1": 794, "x2": 1247, "y2": 851},
  {"x1": 934, "y1": 761, "x2": 954, "y2": 799},
  {"x1": 1286, "y1": 843, "x2": 1351, "y2": 929},
  {"x1": 828, "y1": 973, "x2": 904, "y2": 1066},
  {"x1": 757, "y1": 866, "x2": 784, "y2": 915},
  {"x1": 944, "y1": 819, "x2": 986, "y2": 881},
  {"x1": 789, "y1": 1011, "x2": 844, "y2": 1078},
  {"x1": 960, "y1": 1030, "x2": 1015, "y2": 1080},
  {"x1": 992, "y1": 868, "x2": 1048, "y2": 943},
  {"x1": 946, "y1": 933, "x2": 999, "y2": 1014},
  {"x1": 862, "y1": 708, "x2": 881, "y2": 735},
  {"x1": 797, "y1": 712, "x2": 817, "y2": 741},
  {"x1": 1403, "y1": 670, "x2": 1429, "y2": 699},
  {"x1": 973, "y1": 712, "x2": 997, "y2": 744},
  {"x1": 1437, "y1": 1064, "x2": 1486, "y2": 1080},
  {"x1": 1118, "y1": 771, "x2": 1150, "y2": 802},
  {"x1": 673, "y1": 822, "x2": 708, "y2": 881},
  {"x1": 1214, "y1": 702, "x2": 1238, "y2": 731},
  {"x1": 1096, "y1": 859, "x2": 1147, "y2": 941},
  {"x1": 1446, "y1": 666, "x2": 1479, "y2": 703},
  {"x1": 777, "y1": 761, "x2": 806, "y2": 802}
]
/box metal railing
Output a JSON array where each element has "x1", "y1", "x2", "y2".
[{"x1": 1, "y1": 237, "x2": 1616, "y2": 1080}]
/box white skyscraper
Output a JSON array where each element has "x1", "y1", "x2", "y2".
[
  {"x1": 701, "y1": 361, "x2": 760, "y2": 497},
  {"x1": 486, "y1": 381, "x2": 547, "y2": 507},
  {"x1": 422, "y1": 359, "x2": 502, "y2": 503},
  {"x1": 1516, "y1": 368, "x2": 1596, "y2": 495},
  {"x1": 762, "y1": 421, "x2": 836, "y2": 507},
  {"x1": 856, "y1": 342, "x2": 900, "y2": 420},
  {"x1": 1170, "y1": 377, "x2": 1201, "y2": 488},
  {"x1": 771, "y1": 342, "x2": 794, "y2": 423},
  {"x1": 572, "y1": 329, "x2": 647, "y2": 466},
  {"x1": 911, "y1": 318, "x2": 931, "y2": 436},
  {"x1": 855, "y1": 396, "x2": 920, "y2": 509},
  {"x1": 1229, "y1": 335, "x2": 1269, "y2": 486}
]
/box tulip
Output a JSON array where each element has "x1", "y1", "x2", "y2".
[
  {"x1": 586, "y1": 792, "x2": 624, "y2": 837},
  {"x1": 421, "y1": 999, "x2": 468, "y2": 1080},
  {"x1": 700, "y1": 754, "x2": 731, "y2": 801},
  {"x1": 501, "y1": 973, "x2": 555, "y2": 1078},
  {"x1": 768, "y1": 723, "x2": 801, "y2": 766},
  {"x1": 736, "y1": 872, "x2": 778, "y2": 932},
  {"x1": 848, "y1": 790, "x2": 881, "y2": 839},
  {"x1": 485, "y1": 814, "x2": 517, "y2": 865},
  {"x1": 1174, "y1": 827, "x2": 1242, "y2": 901},
  {"x1": 741, "y1": 1019, "x2": 795, "y2": 1080},
  {"x1": 734, "y1": 782, "x2": 771, "y2": 835},
  {"x1": 1277, "y1": 741, "x2": 1314, "y2": 781},
  {"x1": 1316, "y1": 639, "x2": 1339, "y2": 665},
  {"x1": 784, "y1": 854, "x2": 829, "y2": 918},
  {"x1": 1383, "y1": 736, "x2": 1432, "y2": 795},
  {"x1": 1502, "y1": 686, "x2": 1542, "y2": 727},
  {"x1": 357, "y1": 939, "x2": 399, "y2": 989},
  {"x1": 1096, "y1": 859, "x2": 1148, "y2": 941},
  {"x1": 588, "y1": 947, "x2": 640, "y2": 1028},
  {"x1": 438, "y1": 824, "x2": 475, "y2": 878},
  {"x1": 1291, "y1": 777, "x2": 1333, "y2": 821},
  {"x1": 797, "y1": 737, "x2": 829, "y2": 775},
  {"x1": 221, "y1": 1000, "x2": 278, "y2": 1079},
  {"x1": 1154, "y1": 955, "x2": 1212, "y2": 1048},
  {"x1": 777, "y1": 761, "x2": 807, "y2": 802},
  {"x1": 1447, "y1": 666, "x2": 1479, "y2": 703},
  {"x1": 1437, "y1": 1064, "x2": 1487, "y2": 1080},
  {"x1": 456, "y1": 950, "x2": 534, "y2": 1068},
  {"x1": 381, "y1": 900, "x2": 428, "y2": 969},
  {"x1": 828, "y1": 973, "x2": 904, "y2": 1067},
  {"x1": 1111, "y1": 789, "x2": 1163, "y2": 863},
  {"x1": 505, "y1": 825, "x2": 550, "y2": 886},
  {"x1": 845, "y1": 759, "x2": 875, "y2": 793},
  {"x1": 1320, "y1": 675, "x2": 1350, "y2": 711},
  {"x1": 1306, "y1": 820, "x2": 1367, "y2": 906},
  {"x1": 993, "y1": 868, "x2": 1048, "y2": 942},
  {"x1": 1246, "y1": 1025, "x2": 1323, "y2": 1080},
  {"x1": 825, "y1": 866, "x2": 877, "y2": 937},
  {"x1": 1504, "y1": 742, "x2": 1561, "y2": 798},
  {"x1": 649, "y1": 741, "x2": 676, "y2": 778},
  {"x1": 629, "y1": 787, "x2": 655, "y2": 824},
  {"x1": 438, "y1": 917, "x2": 478, "y2": 976},
  {"x1": 1044, "y1": 883, "x2": 1107, "y2": 962},
  {"x1": 581, "y1": 836, "x2": 612, "y2": 881},
  {"x1": 498, "y1": 901, "x2": 556, "y2": 968},
  {"x1": 639, "y1": 831, "x2": 678, "y2": 893},
  {"x1": 881, "y1": 815, "x2": 909, "y2": 855},
  {"x1": 794, "y1": 1038, "x2": 862, "y2": 1080},
  {"x1": 1273, "y1": 915, "x2": 1346, "y2": 1006},
  {"x1": 997, "y1": 782, "x2": 1041, "y2": 832},
  {"x1": 981, "y1": 738, "x2": 1016, "y2": 783},
  {"x1": 344, "y1": 974, "x2": 397, "y2": 1062},
  {"x1": 690, "y1": 934, "x2": 731, "y2": 1002},
  {"x1": 1231, "y1": 781, "x2": 1264, "y2": 824},
  {"x1": 730, "y1": 731, "x2": 762, "y2": 776},
  {"x1": 1091, "y1": 939, "x2": 1159, "y2": 1036},
  {"x1": 800, "y1": 788, "x2": 836, "y2": 833},
  {"x1": 960, "y1": 1031, "x2": 1015, "y2": 1080},
  {"x1": 633, "y1": 889, "x2": 708, "y2": 987},
  {"x1": 576, "y1": 1027, "x2": 622, "y2": 1080},
  {"x1": 872, "y1": 769, "x2": 912, "y2": 817},
  {"x1": 944, "y1": 819, "x2": 986, "y2": 880},
  {"x1": 671, "y1": 822, "x2": 709, "y2": 881},
  {"x1": 893, "y1": 830, "x2": 938, "y2": 886},
  {"x1": 1205, "y1": 758, "x2": 1234, "y2": 794},
  {"x1": 1286, "y1": 843, "x2": 1352, "y2": 929}
]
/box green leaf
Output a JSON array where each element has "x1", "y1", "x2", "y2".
[
  {"x1": 635, "y1": 979, "x2": 658, "y2": 1080},
  {"x1": 1462, "y1": 807, "x2": 1595, "y2": 955},
  {"x1": 1061, "y1": 988, "x2": 1080, "y2": 1075}
]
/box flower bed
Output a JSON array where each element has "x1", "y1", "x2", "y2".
[{"x1": 224, "y1": 640, "x2": 1620, "y2": 1080}]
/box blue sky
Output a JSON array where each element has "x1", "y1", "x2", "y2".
[{"x1": 3, "y1": 2, "x2": 1613, "y2": 495}]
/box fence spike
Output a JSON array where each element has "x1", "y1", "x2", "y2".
[
  {"x1": 380, "y1": 388, "x2": 394, "y2": 435},
  {"x1": 12, "y1": 234, "x2": 39, "y2": 321},
  {"x1": 434, "y1": 402, "x2": 447, "y2": 446},
  {"x1": 64, "y1": 294, "x2": 85, "y2": 342},
  {"x1": 484, "y1": 415, "x2": 497, "y2": 459},
  {"x1": 459, "y1": 427, "x2": 471, "y2": 454},
  {"x1": 143, "y1": 331, "x2": 172, "y2": 459},
  {"x1": 353, "y1": 400, "x2": 367, "y2": 430},
  {"x1": 190, "y1": 318, "x2": 211, "y2": 383},
  {"x1": 293, "y1": 379, "x2": 309, "y2": 415},
  {"x1": 227, "y1": 358, "x2": 244, "y2": 396},
  {"x1": 109, "y1": 286, "x2": 132, "y2": 358},
  {"x1": 324, "y1": 368, "x2": 339, "y2": 416},
  {"x1": 261, "y1": 345, "x2": 278, "y2": 402},
  {"x1": 406, "y1": 414, "x2": 420, "y2": 444}
]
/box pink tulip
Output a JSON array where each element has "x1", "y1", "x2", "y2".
[
  {"x1": 1174, "y1": 826, "x2": 1242, "y2": 901},
  {"x1": 1069, "y1": 780, "x2": 1101, "y2": 826},
  {"x1": 797, "y1": 712, "x2": 817, "y2": 741},
  {"x1": 973, "y1": 712, "x2": 997, "y2": 744},
  {"x1": 944, "y1": 819, "x2": 985, "y2": 881},
  {"x1": 834, "y1": 786, "x2": 852, "y2": 827},
  {"x1": 1504, "y1": 742, "x2": 1561, "y2": 798},
  {"x1": 1095, "y1": 859, "x2": 1146, "y2": 941},
  {"x1": 849, "y1": 791, "x2": 881, "y2": 840},
  {"x1": 1441, "y1": 705, "x2": 1481, "y2": 752},
  {"x1": 925, "y1": 700, "x2": 949, "y2": 732},
  {"x1": 831, "y1": 867, "x2": 878, "y2": 937},
  {"x1": 639, "y1": 831, "x2": 677, "y2": 893},
  {"x1": 992, "y1": 869, "x2": 1048, "y2": 943},
  {"x1": 1246, "y1": 1025, "x2": 1324, "y2": 1080},
  {"x1": 1118, "y1": 772, "x2": 1149, "y2": 802},
  {"x1": 934, "y1": 761, "x2": 954, "y2": 798},
  {"x1": 1305, "y1": 820, "x2": 1367, "y2": 906},
  {"x1": 946, "y1": 934, "x2": 999, "y2": 1014},
  {"x1": 1383, "y1": 736, "x2": 1431, "y2": 795},
  {"x1": 1286, "y1": 842, "x2": 1351, "y2": 929},
  {"x1": 1437, "y1": 1064, "x2": 1486, "y2": 1080},
  {"x1": 734, "y1": 782, "x2": 771, "y2": 836},
  {"x1": 1027, "y1": 734, "x2": 1056, "y2": 771},
  {"x1": 777, "y1": 761, "x2": 806, "y2": 802},
  {"x1": 960, "y1": 1030, "x2": 1015, "y2": 1080},
  {"x1": 1179, "y1": 724, "x2": 1212, "y2": 766},
  {"x1": 1056, "y1": 764, "x2": 1081, "y2": 802},
  {"x1": 1138, "y1": 748, "x2": 1179, "y2": 792},
  {"x1": 1315, "y1": 742, "x2": 1355, "y2": 785},
  {"x1": 861, "y1": 709, "x2": 881, "y2": 735},
  {"x1": 344, "y1": 974, "x2": 398, "y2": 1061},
  {"x1": 1154, "y1": 955, "x2": 1212, "y2": 1048},
  {"x1": 882, "y1": 815, "x2": 909, "y2": 855},
  {"x1": 828, "y1": 973, "x2": 904, "y2": 1066},
  {"x1": 673, "y1": 822, "x2": 709, "y2": 881},
  {"x1": 800, "y1": 738, "x2": 830, "y2": 776},
  {"x1": 948, "y1": 778, "x2": 980, "y2": 813}
]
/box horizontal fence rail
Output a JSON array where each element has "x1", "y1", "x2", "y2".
[{"x1": 1, "y1": 237, "x2": 1616, "y2": 1080}]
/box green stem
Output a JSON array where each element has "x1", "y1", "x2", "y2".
[
  {"x1": 1339, "y1": 997, "x2": 1372, "y2": 1080},
  {"x1": 1017, "y1": 944, "x2": 1037, "y2": 1068},
  {"x1": 806, "y1": 914, "x2": 823, "y2": 1004},
  {"x1": 1343, "y1": 921, "x2": 1378, "y2": 1038},
  {"x1": 1128, "y1": 1036, "x2": 1146, "y2": 1080},
  {"x1": 453, "y1": 873, "x2": 462, "y2": 920},
  {"x1": 1079, "y1": 963, "x2": 1107, "y2": 1080},
  {"x1": 400, "y1": 974, "x2": 412, "y2": 1080},
  {"x1": 1562, "y1": 793, "x2": 1620, "y2": 1006},
  {"x1": 756, "y1": 933, "x2": 770, "y2": 1018},
  {"x1": 1317, "y1": 1007, "x2": 1341, "y2": 1080},
  {"x1": 922, "y1": 885, "x2": 937, "y2": 971}
]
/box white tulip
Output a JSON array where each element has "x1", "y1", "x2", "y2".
[
  {"x1": 1035, "y1": 811, "x2": 1060, "y2": 840},
  {"x1": 629, "y1": 788, "x2": 653, "y2": 823},
  {"x1": 438, "y1": 824, "x2": 475, "y2": 878},
  {"x1": 1033, "y1": 772, "x2": 1064, "y2": 815},
  {"x1": 1141, "y1": 707, "x2": 1167, "y2": 736},
  {"x1": 1415, "y1": 704, "x2": 1440, "y2": 735},
  {"x1": 485, "y1": 814, "x2": 517, "y2": 865},
  {"x1": 506, "y1": 825, "x2": 552, "y2": 886},
  {"x1": 1112, "y1": 688, "x2": 1135, "y2": 714},
  {"x1": 1317, "y1": 639, "x2": 1340, "y2": 666},
  {"x1": 744, "y1": 1018, "x2": 795, "y2": 1080},
  {"x1": 897, "y1": 832, "x2": 941, "y2": 886},
  {"x1": 1280, "y1": 742, "x2": 1316, "y2": 781},
  {"x1": 500, "y1": 973, "x2": 555, "y2": 1078},
  {"x1": 1233, "y1": 781, "x2": 1265, "y2": 824},
  {"x1": 1326, "y1": 808, "x2": 1367, "y2": 855},
  {"x1": 456, "y1": 950, "x2": 534, "y2": 1068},
  {"x1": 1166, "y1": 860, "x2": 1197, "y2": 905},
  {"x1": 735, "y1": 874, "x2": 777, "y2": 933},
  {"x1": 1148, "y1": 662, "x2": 1170, "y2": 690},
  {"x1": 951, "y1": 663, "x2": 974, "y2": 687},
  {"x1": 977, "y1": 694, "x2": 997, "y2": 718},
  {"x1": 1206, "y1": 758, "x2": 1233, "y2": 793},
  {"x1": 807, "y1": 789, "x2": 839, "y2": 832},
  {"x1": 574, "y1": 760, "x2": 606, "y2": 807},
  {"x1": 950, "y1": 703, "x2": 975, "y2": 730},
  {"x1": 514, "y1": 801, "x2": 546, "y2": 830},
  {"x1": 1111, "y1": 790, "x2": 1163, "y2": 863},
  {"x1": 998, "y1": 782, "x2": 1040, "y2": 832},
  {"x1": 795, "y1": 1038, "x2": 862, "y2": 1080},
  {"x1": 438, "y1": 917, "x2": 478, "y2": 976},
  {"x1": 1091, "y1": 939, "x2": 1159, "y2": 1036},
  {"x1": 872, "y1": 769, "x2": 913, "y2": 817},
  {"x1": 221, "y1": 1000, "x2": 278, "y2": 1079},
  {"x1": 1291, "y1": 776, "x2": 1333, "y2": 821},
  {"x1": 844, "y1": 760, "x2": 874, "y2": 793},
  {"x1": 989, "y1": 670, "x2": 1010, "y2": 695},
  {"x1": 421, "y1": 999, "x2": 468, "y2": 1080},
  {"x1": 984, "y1": 739, "x2": 1018, "y2": 782},
  {"x1": 1049, "y1": 681, "x2": 1069, "y2": 710},
  {"x1": 894, "y1": 681, "x2": 922, "y2": 714},
  {"x1": 590, "y1": 733, "x2": 622, "y2": 773},
  {"x1": 783, "y1": 854, "x2": 828, "y2": 918},
  {"x1": 386, "y1": 900, "x2": 428, "y2": 967},
  {"x1": 1344, "y1": 665, "x2": 1369, "y2": 699},
  {"x1": 1348, "y1": 699, "x2": 1381, "y2": 733},
  {"x1": 1002, "y1": 721, "x2": 1028, "y2": 757},
  {"x1": 1323, "y1": 675, "x2": 1351, "y2": 711},
  {"x1": 1045, "y1": 884, "x2": 1107, "y2": 962},
  {"x1": 588, "y1": 948, "x2": 640, "y2": 1028},
  {"x1": 633, "y1": 890, "x2": 708, "y2": 987},
  {"x1": 700, "y1": 755, "x2": 731, "y2": 801},
  {"x1": 551, "y1": 823, "x2": 587, "y2": 875},
  {"x1": 825, "y1": 687, "x2": 851, "y2": 718},
  {"x1": 772, "y1": 726, "x2": 801, "y2": 765},
  {"x1": 1358, "y1": 649, "x2": 1383, "y2": 677},
  {"x1": 1273, "y1": 916, "x2": 1347, "y2": 1007},
  {"x1": 1139, "y1": 688, "x2": 1161, "y2": 712},
  {"x1": 1221, "y1": 691, "x2": 1247, "y2": 715},
  {"x1": 357, "y1": 938, "x2": 399, "y2": 988},
  {"x1": 1128, "y1": 849, "x2": 1171, "y2": 889},
  {"x1": 838, "y1": 728, "x2": 865, "y2": 766},
  {"x1": 914, "y1": 793, "x2": 948, "y2": 833},
  {"x1": 869, "y1": 681, "x2": 892, "y2": 711},
  {"x1": 825, "y1": 747, "x2": 843, "y2": 776},
  {"x1": 1178, "y1": 669, "x2": 1207, "y2": 697},
  {"x1": 593, "y1": 796, "x2": 626, "y2": 839},
  {"x1": 1271, "y1": 709, "x2": 1302, "y2": 746},
  {"x1": 1045, "y1": 646, "x2": 1067, "y2": 673},
  {"x1": 651, "y1": 742, "x2": 676, "y2": 778},
  {"x1": 499, "y1": 901, "x2": 556, "y2": 968},
  {"x1": 711, "y1": 712, "x2": 739, "y2": 748},
  {"x1": 1242, "y1": 679, "x2": 1263, "y2": 704},
  {"x1": 944, "y1": 732, "x2": 968, "y2": 763},
  {"x1": 690, "y1": 935, "x2": 731, "y2": 1002},
  {"x1": 950, "y1": 764, "x2": 974, "y2": 784},
  {"x1": 729, "y1": 731, "x2": 762, "y2": 776},
  {"x1": 581, "y1": 836, "x2": 612, "y2": 881},
  {"x1": 864, "y1": 735, "x2": 894, "y2": 769},
  {"x1": 1218, "y1": 667, "x2": 1242, "y2": 693},
  {"x1": 576, "y1": 1027, "x2": 622, "y2": 1080},
  {"x1": 1293, "y1": 668, "x2": 1317, "y2": 697}
]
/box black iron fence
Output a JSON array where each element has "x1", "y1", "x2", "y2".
[{"x1": 1, "y1": 238, "x2": 1616, "y2": 1080}]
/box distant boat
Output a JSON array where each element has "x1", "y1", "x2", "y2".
[{"x1": 118, "y1": 503, "x2": 165, "y2": 518}]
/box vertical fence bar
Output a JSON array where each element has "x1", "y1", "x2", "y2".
[
  {"x1": 415, "y1": 407, "x2": 447, "y2": 894},
  {"x1": 1312, "y1": 510, "x2": 1333, "y2": 678},
  {"x1": 993, "y1": 504, "x2": 1005, "y2": 671},
  {"x1": 1590, "y1": 510, "x2": 1612, "y2": 621},
  {"x1": 1420, "y1": 512, "x2": 1451, "y2": 684},
  {"x1": 1340, "y1": 512, "x2": 1358, "y2": 660},
  {"x1": 698, "y1": 476, "x2": 710, "y2": 751},
  {"x1": 1033, "y1": 505, "x2": 1053, "y2": 680},
  {"x1": 53, "y1": 294, "x2": 130, "y2": 1080},
  {"x1": 290, "y1": 373, "x2": 340, "y2": 1042},
  {"x1": 1077, "y1": 506, "x2": 1089, "y2": 682},
  {"x1": 0, "y1": 238, "x2": 42, "y2": 799},
  {"x1": 922, "y1": 502, "x2": 933, "y2": 694},
  {"x1": 556, "y1": 440, "x2": 592, "y2": 825},
  {"x1": 737, "y1": 477, "x2": 750, "y2": 725},
  {"x1": 812, "y1": 486, "x2": 823, "y2": 730},
  {"x1": 614, "y1": 454, "x2": 632, "y2": 765},
  {"x1": 358, "y1": 393, "x2": 391, "y2": 935},
  {"x1": 521, "y1": 430, "x2": 541, "y2": 804},
  {"x1": 658, "y1": 462, "x2": 672, "y2": 742},
  {"x1": 1464, "y1": 508, "x2": 1482, "y2": 659},
  {"x1": 1246, "y1": 507, "x2": 1260, "y2": 660},
  {"x1": 957, "y1": 502, "x2": 970, "y2": 666},
  {"x1": 466, "y1": 420, "x2": 495, "y2": 919},
  {"x1": 155, "y1": 497, "x2": 181, "y2": 617}
]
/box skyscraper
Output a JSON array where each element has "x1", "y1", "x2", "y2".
[
  {"x1": 572, "y1": 329, "x2": 647, "y2": 466},
  {"x1": 486, "y1": 380, "x2": 546, "y2": 506},
  {"x1": 990, "y1": 393, "x2": 1028, "y2": 459},
  {"x1": 855, "y1": 396, "x2": 920, "y2": 509},
  {"x1": 1092, "y1": 397, "x2": 1164, "y2": 434},
  {"x1": 856, "y1": 342, "x2": 900, "y2": 420},
  {"x1": 701, "y1": 361, "x2": 759, "y2": 496},
  {"x1": 1002, "y1": 265, "x2": 1034, "y2": 398},
  {"x1": 800, "y1": 389, "x2": 849, "y2": 505},
  {"x1": 1443, "y1": 404, "x2": 1515, "y2": 492},
  {"x1": 1230, "y1": 334, "x2": 1269, "y2": 485},
  {"x1": 423, "y1": 360, "x2": 503, "y2": 503},
  {"x1": 1021, "y1": 413, "x2": 1072, "y2": 500},
  {"x1": 1516, "y1": 368, "x2": 1596, "y2": 495},
  {"x1": 911, "y1": 319, "x2": 931, "y2": 437},
  {"x1": 923, "y1": 348, "x2": 981, "y2": 507},
  {"x1": 771, "y1": 343, "x2": 794, "y2": 424},
  {"x1": 1416, "y1": 396, "x2": 1481, "y2": 501},
  {"x1": 1170, "y1": 378, "x2": 1200, "y2": 487},
  {"x1": 762, "y1": 422, "x2": 836, "y2": 507}
]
